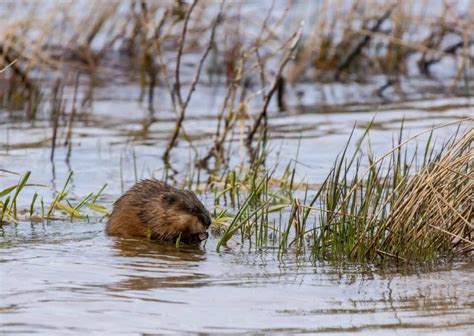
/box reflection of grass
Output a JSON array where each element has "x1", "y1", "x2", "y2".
[{"x1": 0, "y1": 304, "x2": 18, "y2": 313}]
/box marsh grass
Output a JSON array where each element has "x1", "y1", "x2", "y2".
[
  {"x1": 1, "y1": 1, "x2": 472, "y2": 120},
  {"x1": 0, "y1": 171, "x2": 109, "y2": 223},
  {"x1": 0, "y1": 120, "x2": 472, "y2": 263},
  {"x1": 210, "y1": 121, "x2": 473, "y2": 262},
  {"x1": 1, "y1": 1, "x2": 472, "y2": 168},
  {"x1": 0, "y1": 1, "x2": 473, "y2": 263}
]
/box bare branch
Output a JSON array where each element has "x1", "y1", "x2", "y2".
[
  {"x1": 246, "y1": 22, "x2": 303, "y2": 145},
  {"x1": 163, "y1": 1, "x2": 225, "y2": 161},
  {"x1": 174, "y1": 0, "x2": 199, "y2": 108},
  {"x1": 334, "y1": 5, "x2": 395, "y2": 80},
  {"x1": 182, "y1": 4, "x2": 222, "y2": 109},
  {"x1": 0, "y1": 58, "x2": 18, "y2": 73}
]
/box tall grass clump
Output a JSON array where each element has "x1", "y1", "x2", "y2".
[
  {"x1": 355, "y1": 128, "x2": 473, "y2": 260},
  {"x1": 214, "y1": 123, "x2": 473, "y2": 263},
  {"x1": 310, "y1": 126, "x2": 473, "y2": 262}
]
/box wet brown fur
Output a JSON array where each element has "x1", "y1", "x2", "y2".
[{"x1": 106, "y1": 179, "x2": 211, "y2": 244}]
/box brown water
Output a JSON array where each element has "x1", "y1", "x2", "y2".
[{"x1": 1, "y1": 82, "x2": 473, "y2": 334}]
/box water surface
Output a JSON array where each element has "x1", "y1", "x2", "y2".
[{"x1": 1, "y1": 220, "x2": 473, "y2": 334}]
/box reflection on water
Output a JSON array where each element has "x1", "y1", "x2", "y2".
[
  {"x1": 1, "y1": 221, "x2": 473, "y2": 334},
  {"x1": 109, "y1": 238, "x2": 209, "y2": 291}
]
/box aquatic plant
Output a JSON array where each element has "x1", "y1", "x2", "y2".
[
  {"x1": 1, "y1": 120, "x2": 472, "y2": 262},
  {"x1": 213, "y1": 121, "x2": 473, "y2": 262},
  {"x1": 0, "y1": 171, "x2": 109, "y2": 223}
]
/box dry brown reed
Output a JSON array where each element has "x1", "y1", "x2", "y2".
[
  {"x1": 359, "y1": 128, "x2": 473, "y2": 260},
  {"x1": 1, "y1": 1, "x2": 472, "y2": 163},
  {"x1": 213, "y1": 120, "x2": 473, "y2": 262}
]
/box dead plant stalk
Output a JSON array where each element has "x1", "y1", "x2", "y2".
[
  {"x1": 163, "y1": 0, "x2": 224, "y2": 161},
  {"x1": 246, "y1": 22, "x2": 303, "y2": 145}
]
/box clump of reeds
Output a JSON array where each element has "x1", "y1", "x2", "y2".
[
  {"x1": 354, "y1": 128, "x2": 473, "y2": 260},
  {"x1": 2, "y1": 1, "x2": 471, "y2": 122},
  {"x1": 1, "y1": 1, "x2": 472, "y2": 166},
  {"x1": 288, "y1": 0, "x2": 473, "y2": 85},
  {"x1": 213, "y1": 122, "x2": 473, "y2": 263}
]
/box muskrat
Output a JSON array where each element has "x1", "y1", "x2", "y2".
[{"x1": 106, "y1": 179, "x2": 211, "y2": 244}]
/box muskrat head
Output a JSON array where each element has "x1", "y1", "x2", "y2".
[{"x1": 151, "y1": 189, "x2": 211, "y2": 244}]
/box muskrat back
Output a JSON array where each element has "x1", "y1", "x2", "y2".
[{"x1": 106, "y1": 179, "x2": 211, "y2": 244}]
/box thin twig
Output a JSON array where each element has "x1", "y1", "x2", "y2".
[
  {"x1": 0, "y1": 58, "x2": 18, "y2": 73},
  {"x1": 246, "y1": 22, "x2": 303, "y2": 145},
  {"x1": 163, "y1": 0, "x2": 224, "y2": 161},
  {"x1": 174, "y1": 0, "x2": 198, "y2": 108}
]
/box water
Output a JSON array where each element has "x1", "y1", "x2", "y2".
[{"x1": 1, "y1": 221, "x2": 473, "y2": 335}]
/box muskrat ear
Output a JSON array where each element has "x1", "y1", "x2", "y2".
[
  {"x1": 183, "y1": 190, "x2": 199, "y2": 200},
  {"x1": 162, "y1": 192, "x2": 179, "y2": 206}
]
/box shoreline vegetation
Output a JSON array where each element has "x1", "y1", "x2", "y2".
[
  {"x1": 1, "y1": 121, "x2": 472, "y2": 263},
  {"x1": 1, "y1": 2, "x2": 473, "y2": 121},
  {"x1": 1, "y1": 1, "x2": 473, "y2": 262}
]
